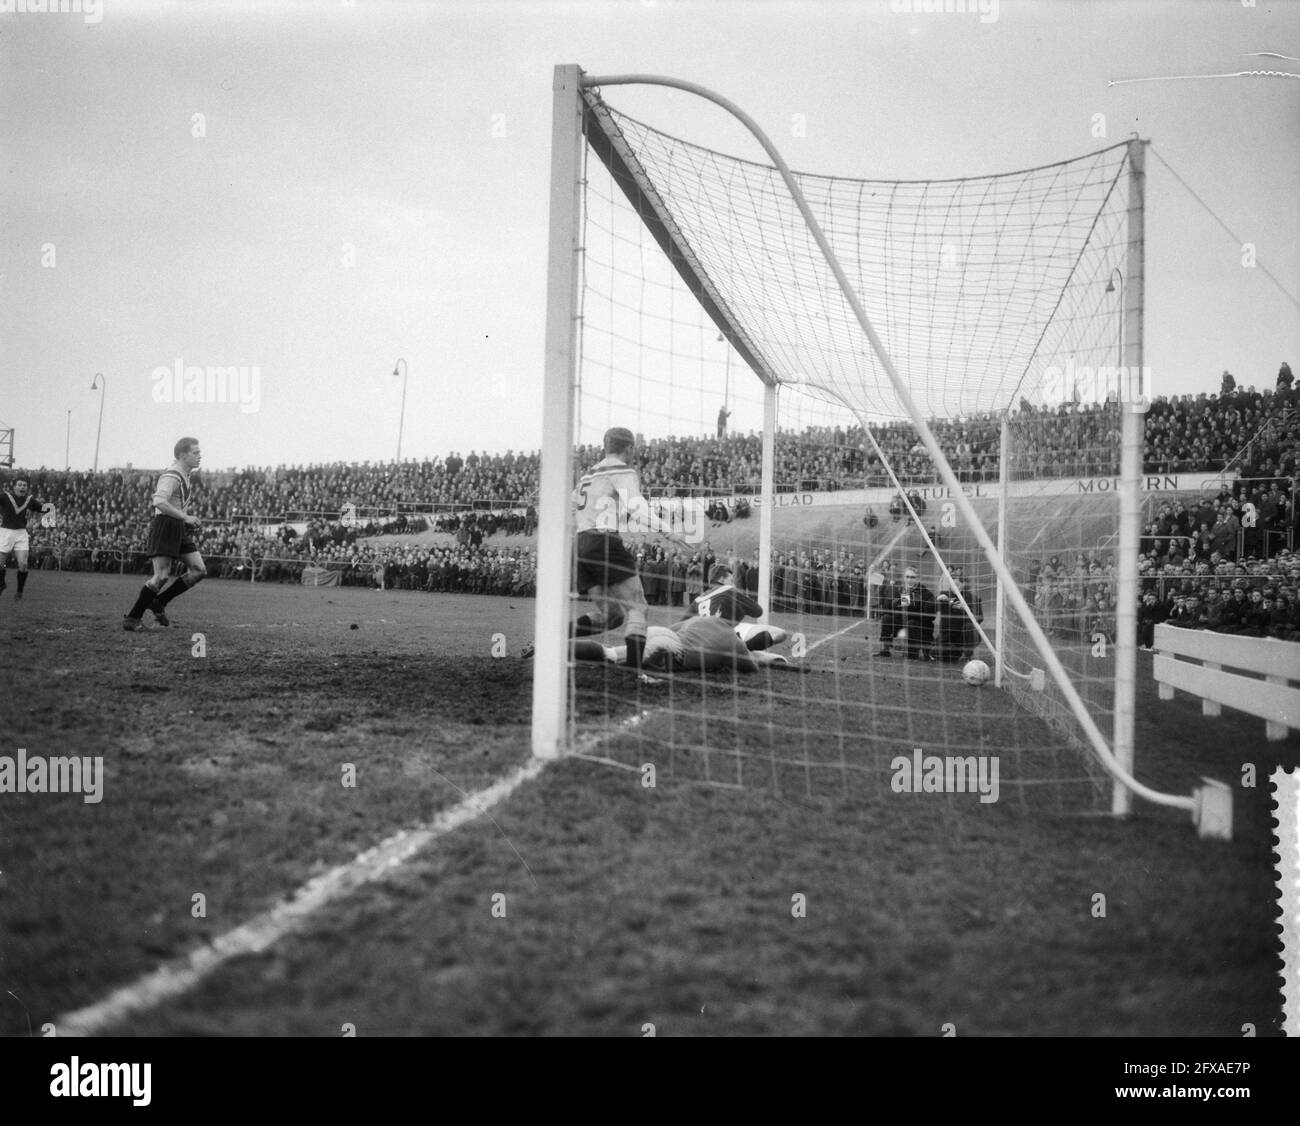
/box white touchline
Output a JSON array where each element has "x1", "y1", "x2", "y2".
[
  {"x1": 570, "y1": 706, "x2": 659, "y2": 766},
  {"x1": 802, "y1": 617, "x2": 866, "y2": 656},
  {"x1": 56, "y1": 758, "x2": 548, "y2": 1036},
  {"x1": 805, "y1": 525, "x2": 911, "y2": 656},
  {"x1": 55, "y1": 699, "x2": 657, "y2": 1037}
]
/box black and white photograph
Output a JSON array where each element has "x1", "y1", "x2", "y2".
[{"x1": 2, "y1": 0, "x2": 1297, "y2": 1093}]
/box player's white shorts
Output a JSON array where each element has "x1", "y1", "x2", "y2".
[
  {"x1": 733, "y1": 621, "x2": 788, "y2": 648},
  {"x1": 0, "y1": 528, "x2": 30, "y2": 554}
]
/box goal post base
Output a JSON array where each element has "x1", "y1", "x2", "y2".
[{"x1": 1193, "y1": 777, "x2": 1233, "y2": 841}]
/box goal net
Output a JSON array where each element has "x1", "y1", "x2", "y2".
[{"x1": 534, "y1": 66, "x2": 1225, "y2": 834}]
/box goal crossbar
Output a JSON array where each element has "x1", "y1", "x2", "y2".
[{"x1": 583, "y1": 93, "x2": 780, "y2": 388}]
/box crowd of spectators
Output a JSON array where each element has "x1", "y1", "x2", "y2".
[
  {"x1": 21, "y1": 504, "x2": 1300, "y2": 644},
  {"x1": 432, "y1": 509, "x2": 537, "y2": 537},
  {"x1": 1139, "y1": 483, "x2": 1294, "y2": 573},
  {"x1": 11, "y1": 376, "x2": 1295, "y2": 525},
  {"x1": 1138, "y1": 548, "x2": 1300, "y2": 644},
  {"x1": 28, "y1": 516, "x2": 540, "y2": 597},
  {"x1": 8, "y1": 372, "x2": 1297, "y2": 617},
  {"x1": 586, "y1": 542, "x2": 870, "y2": 617}
]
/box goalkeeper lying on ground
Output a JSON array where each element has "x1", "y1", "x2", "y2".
[
  {"x1": 685, "y1": 562, "x2": 789, "y2": 653},
  {"x1": 572, "y1": 563, "x2": 799, "y2": 673}
]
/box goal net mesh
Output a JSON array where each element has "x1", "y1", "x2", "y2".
[{"x1": 566, "y1": 87, "x2": 1136, "y2": 812}]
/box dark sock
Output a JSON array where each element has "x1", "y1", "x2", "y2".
[
  {"x1": 127, "y1": 584, "x2": 157, "y2": 619},
  {"x1": 154, "y1": 577, "x2": 191, "y2": 608},
  {"x1": 625, "y1": 634, "x2": 645, "y2": 669},
  {"x1": 570, "y1": 613, "x2": 602, "y2": 638},
  {"x1": 16, "y1": 571, "x2": 27, "y2": 593},
  {"x1": 571, "y1": 609, "x2": 625, "y2": 638},
  {"x1": 571, "y1": 639, "x2": 607, "y2": 662}
]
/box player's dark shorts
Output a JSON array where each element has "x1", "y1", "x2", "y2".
[
  {"x1": 575, "y1": 530, "x2": 639, "y2": 595},
  {"x1": 144, "y1": 514, "x2": 199, "y2": 559}
]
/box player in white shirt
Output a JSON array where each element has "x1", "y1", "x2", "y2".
[
  {"x1": 122, "y1": 438, "x2": 207, "y2": 630},
  {"x1": 570, "y1": 427, "x2": 655, "y2": 667}
]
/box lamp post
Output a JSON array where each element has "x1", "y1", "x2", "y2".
[
  {"x1": 65, "y1": 409, "x2": 72, "y2": 470},
  {"x1": 716, "y1": 332, "x2": 732, "y2": 440},
  {"x1": 716, "y1": 332, "x2": 732, "y2": 405},
  {"x1": 1104, "y1": 268, "x2": 1124, "y2": 370},
  {"x1": 392, "y1": 358, "x2": 408, "y2": 462},
  {"x1": 90, "y1": 372, "x2": 106, "y2": 472}
]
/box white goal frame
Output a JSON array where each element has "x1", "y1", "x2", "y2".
[{"x1": 532, "y1": 63, "x2": 1231, "y2": 839}]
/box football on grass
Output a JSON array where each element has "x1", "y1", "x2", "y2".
[{"x1": 962, "y1": 659, "x2": 991, "y2": 686}]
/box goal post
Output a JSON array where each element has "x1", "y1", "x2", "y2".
[
  {"x1": 530, "y1": 64, "x2": 584, "y2": 760},
  {"x1": 757, "y1": 382, "x2": 776, "y2": 622},
  {"x1": 994, "y1": 414, "x2": 1010, "y2": 691},
  {"x1": 1112, "y1": 138, "x2": 1147, "y2": 817},
  {"x1": 534, "y1": 64, "x2": 1230, "y2": 837}
]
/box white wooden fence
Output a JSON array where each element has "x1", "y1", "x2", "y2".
[{"x1": 1153, "y1": 623, "x2": 1300, "y2": 742}]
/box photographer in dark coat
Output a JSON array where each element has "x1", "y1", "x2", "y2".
[
  {"x1": 934, "y1": 565, "x2": 982, "y2": 663},
  {"x1": 875, "y1": 564, "x2": 937, "y2": 660}
]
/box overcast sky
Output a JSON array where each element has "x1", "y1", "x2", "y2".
[{"x1": 3, "y1": 0, "x2": 1297, "y2": 472}]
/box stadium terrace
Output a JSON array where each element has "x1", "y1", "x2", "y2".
[{"x1": 3, "y1": 380, "x2": 1297, "y2": 639}]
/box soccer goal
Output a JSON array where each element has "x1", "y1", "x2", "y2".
[{"x1": 533, "y1": 64, "x2": 1231, "y2": 838}]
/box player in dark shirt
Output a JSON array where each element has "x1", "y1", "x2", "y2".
[
  {"x1": 569, "y1": 561, "x2": 796, "y2": 670},
  {"x1": 683, "y1": 562, "x2": 788, "y2": 651},
  {"x1": 0, "y1": 477, "x2": 55, "y2": 600},
  {"x1": 572, "y1": 612, "x2": 800, "y2": 674},
  {"x1": 933, "y1": 565, "x2": 983, "y2": 663}
]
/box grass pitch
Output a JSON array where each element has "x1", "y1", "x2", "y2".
[{"x1": 0, "y1": 572, "x2": 1292, "y2": 1036}]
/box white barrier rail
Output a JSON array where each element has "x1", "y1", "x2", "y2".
[{"x1": 1153, "y1": 622, "x2": 1300, "y2": 742}]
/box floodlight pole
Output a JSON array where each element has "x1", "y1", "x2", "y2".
[
  {"x1": 719, "y1": 332, "x2": 732, "y2": 412},
  {"x1": 91, "y1": 372, "x2": 106, "y2": 472},
  {"x1": 392, "y1": 358, "x2": 408, "y2": 462}
]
